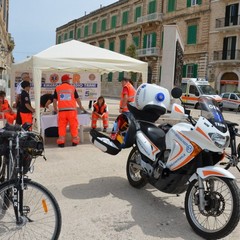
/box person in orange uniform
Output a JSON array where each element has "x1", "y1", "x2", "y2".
[
  {"x1": 53, "y1": 74, "x2": 85, "y2": 148},
  {"x1": 91, "y1": 96, "x2": 109, "y2": 132},
  {"x1": 119, "y1": 78, "x2": 136, "y2": 114},
  {"x1": 0, "y1": 91, "x2": 17, "y2": 124},
  {"x1": 19, "y1": 81, "x2": 35, "y2": 127}
]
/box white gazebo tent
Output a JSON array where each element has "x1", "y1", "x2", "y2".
[{"x1": 11, "y1": 40, "x2": 148, "y2": 131}]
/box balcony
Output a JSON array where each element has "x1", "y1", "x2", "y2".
[
  {"x1": 137, "y1": 47, "x2": 160, "y2": 57},
  {"x1": 213, "y1": 50, "x2": 240, "y2": 61},
  {"x1": 215, "y1": 16, "x2": 240, "y2": 29},
  {"x1": 137, "y1": 13, "x2": 162, "y2": 25}
]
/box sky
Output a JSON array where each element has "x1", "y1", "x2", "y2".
[{"x1": 9, "y1": 0, "x2": 117, "y2": 62}]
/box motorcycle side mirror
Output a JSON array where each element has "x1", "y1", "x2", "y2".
[{"x1": 171, "y1": 87, "x2": 182, "y2": 99}]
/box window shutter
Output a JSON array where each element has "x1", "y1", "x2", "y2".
[
  {"x1": 152, "y1": 32, "x2": 157, "y2": 47},
  {"x1": 222, "y1": 37, "x2": 228, "y2": 60},
  {"x1": 231, "y1": 36, "x2": 236, "y2": 59},
  {"x1": 187, "y1": 0, "x2": 191, "y2": 8},
  {"x1": 111, "y1": 15, "x2": 117, "y2": 28},
  {"x1": 193, "y1": 64, "x2": 198, "y2": 78},
  {"x1": 182, "y1": 65, "x2": 186, "y2": 78},
  {"x1": 108, "y1": 73, "x2": 113, "y2": 82},
  {"x1": 120, "y1": 39, "x2": 126, "y2": 53},
  {"x1": 225, "y1": 5, "x2": 230, "y2": 26},
  {"x1": 109, "y1": 41, "x2": 115, "y2": 51},
  {"x1": 58, "y1": 36, "x2": 62, "y2": 44},
  {"x1": 143, "y1": 35, "x2": 147, "y2": 48},
  {"x1": 148, "y1": 0, "x2": 156, "y2": 14},
  {"x1": 119, "y1": 72, "x2": 124, "y2": 81},
  {"x1": 168, "y1": 0, "x2": 175, "y2": 12},
  {"x1": 77, "y1": 28, "x2": 81, "y2": 39},
  {"x1": 187, "y1": 25, "x2": 197, "y2": 44},
  {"x1": 92, "y1": 22, "x2": 97, "y2": 34},
  {"x1": 197, "y1": 0, "x2": 202, "y2": 5},
  {"x1": 84, "y1": 25, "x2": 88, "y2": 37},
  {"x1": 135, "y1": 6, "x2": 141, "y2": 22},
  {"x1": 133, "y1": 36, "x2": 139, "y2": 47}
]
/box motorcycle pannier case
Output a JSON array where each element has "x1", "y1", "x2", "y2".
[{"x1": 89, "y1": 113, "x2": 136, "y2": 155}]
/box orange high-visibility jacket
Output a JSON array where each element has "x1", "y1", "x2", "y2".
[
  {"x1": 120, "y1": 82, "x2": 136, "y2": 112},
  {"x1": 93, "y1": 102, "x2": 107, "y2": 114},
  {"x1": 55, "y1": 83, "x2": 77, "y2": 111}
]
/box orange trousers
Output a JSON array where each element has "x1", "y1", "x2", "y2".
[
  {"x1": 91, "y1": 112, "x2": 109, "y2": 129},
  {"x1": 57, "y1": 110, "x2": 79, "y2": 144},
  {"x1": 0, "y1": 112, "x2": 17, "y2": 124},
  {"x1": 20, "y1": 112, "x2": 33, "y2": 130}
]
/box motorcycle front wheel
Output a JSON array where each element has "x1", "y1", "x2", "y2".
[
  {"x1": 185, "y1": 177, "x2": 240, "y2": 239},
  {"x1": 126, "y1": 147, "x2": 147, "y2": 188}
]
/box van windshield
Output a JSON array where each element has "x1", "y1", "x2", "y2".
[{"x1": 198, "y1": 85, "x2": 217, "y2": 95}]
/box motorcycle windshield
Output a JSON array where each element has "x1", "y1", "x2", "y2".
[{"x1": 198, "y1": 96, "x2": 227, "y2": 133}]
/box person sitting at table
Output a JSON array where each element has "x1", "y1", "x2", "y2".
[
  {"x1": 40, "y1": 93, "x2": 54, "y2": 111},
  {"x1": 91, "y1": 96, "x2": 109, "y2": 132},
  {"x1": 0, "y1": 90, "x2": 17, "y2": 124},
  {"x1": 53, "y1": 74, "x2": 86, "y2": 147}
]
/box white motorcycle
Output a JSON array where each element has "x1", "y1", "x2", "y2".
[{"x1": 90, "y1": 83, "x2": 240, "y2": 239}]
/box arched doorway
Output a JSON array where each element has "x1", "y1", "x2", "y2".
[{"x1": 220, "y1": 72, "x2": 239, "y2": 93}]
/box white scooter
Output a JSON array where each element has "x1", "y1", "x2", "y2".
[{"x1": 90, "y1": 83, "x2": 240, "y2": 239}]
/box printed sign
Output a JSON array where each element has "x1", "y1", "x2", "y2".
[{"x1": 14, "y1": 71, "x2": 101, "y2": 101}]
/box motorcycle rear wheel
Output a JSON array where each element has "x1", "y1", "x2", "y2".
[
  {"x1": 185, "y1": 177, "x2": 240, "y2": 239},
  {"x1": 126, "y1": 147, "x2": 147, "y2": 188}
]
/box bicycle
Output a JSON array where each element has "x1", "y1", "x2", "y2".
[
  {"x1": 0, "y1": 123, "x2": 62, "y2": 239},
  {"x1": 220, "y1": 120, "x2": 240, "y2": 172}
]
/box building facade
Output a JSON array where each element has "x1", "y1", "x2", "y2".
[
  {"x1": 56, "y1": 0, "x2": 240, "y2": 97},
  {"x1": 0, "y1": 0, "x2": 13, "y2": 91}
]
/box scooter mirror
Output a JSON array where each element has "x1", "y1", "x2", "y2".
[{"x1": 171, "y1": 87, "x2": 182, "y2": 99}]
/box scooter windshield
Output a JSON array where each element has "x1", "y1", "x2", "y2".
[{"x1": 198, "y1": 97, "x2": 228, "y2": 133}]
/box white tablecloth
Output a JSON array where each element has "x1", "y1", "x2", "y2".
[{"x1": 40, "y1": 114, "x2": 90, "y2": 142}]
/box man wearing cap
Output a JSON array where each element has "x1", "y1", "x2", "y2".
[
  {"x1": 119, "y1": 78, "x2": 136, "y2": 114},
  {"x1": 19, "y1": 80, "x2": 35, "y2": 127},
  {"x1": 53, "y1": 74, "x2": 85, "y2": 147}
]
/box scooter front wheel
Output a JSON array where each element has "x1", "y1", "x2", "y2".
[
  {"x1": 126, "y1": 147, "x2": 147, "y2": 188},
  {"x1": 185, "y1": 177, "x2": 240, "y2": 239}
]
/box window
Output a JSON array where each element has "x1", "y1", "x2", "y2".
[
  {"x1": 111, "y1": 15, "x2": 117, "y2": 29},
  {"x1": 92, "y1": 22, "x2": 97, "y2": 34},
  {"x1": 168, "y1": 0, "x2": 176, "y2": 12},
  {"x1": 189, "y1": 85, "x2": 198, "y2": 94},
  {"x1": 108, "y1": 72, "x2": 113, "y2": 82},
  {"x1": 187, "y1": 25, "x2": 197, "y2": 44},
  {"x1": 120, "y1": 38, "x2": 126, "y2": 53},
  {"x1": 77, "y1": 28, "x2": 81, "y2": 39},
  {"x1": 135, "y1": 6, "x2": 141, "y2": 22},
  {"x1": 57, "y1": 35, "x2": 62, "y2": 44},
  {"x1": 84, "y1": 25, "x2": 89, "y2": 37},
  {"x1": 99, "y1": 42, "x2": 105, "y2": 48},
  {"x1": 148, "y1": 0, "x2": 156, "y2": 14},
  {"x1": 187, "y1": 0, "x2": 202, "y2": 8},
  {"x1": 122, "y1": 11, "x2": 129, "y2": 26},
  {"x1": 230, "y1": 94, "x2": 237, "y2": 100},
  {"x1": 109, "y1": 40, "x2": 115, "y2": 51},
  {"x1": 64, "y1": 33, "x2": 68, "y2": 41},
  {"x1": 133, "y1": 36, "x2": 139, "y2": 47},
  {"x1": 69, "y1": 30, "x2": 74, "y2": 39},
  {"x1": 143, "y1": 32, "x2": 157, "y2": 48},
  {"x1": 222, "y1": 93, "x2": 230, "y2": 99},
  {"x1": 119, "y1": 72, "x2": 124, "y2": 81},
  {"x1": 101, "y1": 19, "x2": 107, "y2": 32},
  {"x1": 222, "y1": 36, "x2": 236, "y2": 60},
  {"x1": 182, "y1": 64, "x2": 198, "y2": 78},
  {"x1": 225, "y1": 3, "x2": 239, "y2": 26}
]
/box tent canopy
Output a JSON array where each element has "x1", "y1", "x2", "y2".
[{"x1": 11, "y1": 40, "x2": 148, "y2": 132}]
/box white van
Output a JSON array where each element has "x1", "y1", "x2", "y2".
[{"x1": 180, "y1": 78, "x2": 222, "y2": 109}]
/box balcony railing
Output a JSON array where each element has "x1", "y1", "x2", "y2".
[
  {"x1": 213, "y1": 50, "x2": 240, "y2": 61},
  {"x1": 216, "y1": 15, "x2": 240, "y2": 28},
  {"x1": 137, "y1": 47, "x2": 160, "y2": 57},
  {"x1": 137, "y1": 13, "x2": 162, "y2": 25}
]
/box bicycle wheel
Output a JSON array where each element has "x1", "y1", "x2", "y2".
[
  {"x1": 0, "y1": 155, "x2": 6, "y2": 183},
  {"x1": 0, "y1": 179, "x2": 62, "y2": 239}
]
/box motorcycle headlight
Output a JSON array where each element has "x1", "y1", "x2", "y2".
[{"x1": 208, "y1": 133, "x2": 230, "y2": 149}]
